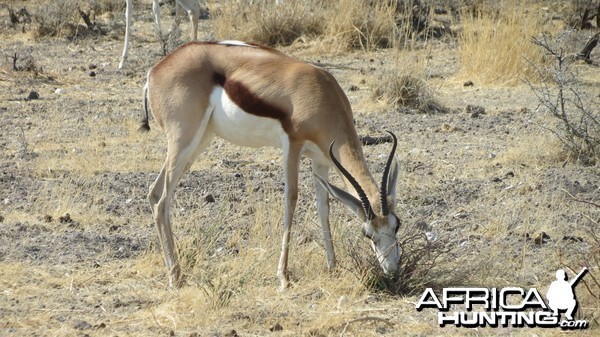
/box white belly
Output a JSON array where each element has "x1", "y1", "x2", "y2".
[{"x1": 209, "y1": 87, "x2": 285, "y2": 148}]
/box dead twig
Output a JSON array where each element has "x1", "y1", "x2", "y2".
[{"x1": 563, "y1": 189, "x2": 600, "y2": 209}]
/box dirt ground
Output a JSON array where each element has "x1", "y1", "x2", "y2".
[{"x1": 0, "y1": 1, "x2": 599, "y2": 336}]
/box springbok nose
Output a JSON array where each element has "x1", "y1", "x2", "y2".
[{"x1": 379, "y1": 243, "x2": 400, "y2": 276}]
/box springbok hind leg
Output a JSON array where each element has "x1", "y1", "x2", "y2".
[
  {"x1": 148, "y1": 127, "x2": 213, "y2": 288},
  {"x1": 277, "y1": 141, "x2": 302, "y2": 291}
]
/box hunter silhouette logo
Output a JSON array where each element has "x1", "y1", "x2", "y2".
[
  {"x1": 416, "y1": 267, "x2": 589, "y2": 329},
  {"x1": 546, "y1": 268, "x2": 588, "y2": 321}
]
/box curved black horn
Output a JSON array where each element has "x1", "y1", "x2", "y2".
[
  {"x1": 329, "y1": 142, "x2": 376, "y2": 220},
  {"x1": 380, "y1": 131, "x2": 398, "y2": 216}
]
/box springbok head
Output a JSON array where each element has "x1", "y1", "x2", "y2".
[{"x1": 317, "y1": 132, "x2": 401, "y2": 276}]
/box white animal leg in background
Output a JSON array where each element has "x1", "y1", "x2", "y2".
[
  {"x1": 119, "y1": 0, "x2": 200, "y2": 69},
  {"x1": 119, "y1": 0, "x2": 133, "y2": 69}
]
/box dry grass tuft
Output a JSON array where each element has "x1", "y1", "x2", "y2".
[
  {"x1": 322, "y1": 0, "x2": 398, "y2": 52},
  {"x1": 209, "y1": 0, "x2": 399, "y2": 52},
  {"x1": 210, "y1": 0, "x2": 324, "y2": 46},
  {"x1": 372, "y1": 73, "x2": 435, "y2": 112},
  {"x1": 371, "y1": 51, "x2": 447, "y2": 114},
  {"x1": 456, "y1": 0, "x2": 548, "y2": 85},
  {"x1": 31, "y1": 0, "x2": 80, "y2": 38}
]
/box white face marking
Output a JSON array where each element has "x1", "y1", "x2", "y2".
[
  {"x1": 217, "y1": 40, "x2": 256, "y2": 48},
  {"x1": 209, "y1": 87, "x2": 285, "y2": 148}
]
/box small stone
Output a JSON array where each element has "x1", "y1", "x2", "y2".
[
  {"x1": 534, "y1": 232, "x2": 550, "y2": 245},
  {"x1": 465, "y1": 104, "x2": 485, "y2": 118},
  {"x1": 365, "y1": 295, "x2": 380, "y2": 303},
  {"x1": 518, "y1": 107, "x2": 530, "y2": 114},
  {"x1": 270, "y1": 322, "x2": 283, "y2": 332},
  {"x1": 224, "y1": 329, "x2": 238, "y2": 337},
  {"x1": 415, "y1": 220, "x2": 429, "y2": 231},
  {"x1": 73, "y1": 320, "x2": 92, "y2": 330},
  {"x1": 562, "y1": 236, "x2": 584, "y2": 243},
  {"x1": 463, "y1": 80, "x2": 474, "y2": 87},
  {"x1": 337, "y1": 296, "x2": 349, "y2": 309},
  {"x1": 425, "y1": 232, "x2": 438, "y2": 242},
  {"x1": 94, "y1": 322, "x2": 106, "y2": 329},
  {"x1": 453, "y1": 210, "x2": 468, "y2": 219},
  {"x1": 59, "y1": 213, "x2": 73, "y2": 224},
  {"x1": 27, "y1": 91, "x2": 39, "y2": 100},
  {"x1": 440, "y1": 123, "x2": 455, "y2": 132},
  {"x1": 89, "y1": 71, "x2": 96, "y2": 77}
]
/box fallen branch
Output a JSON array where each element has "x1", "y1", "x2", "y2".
[
  {"x1": 577, "y1": 32, "x2": 599, "y2": 63},
  {"x1": 77, "y1": 8, "x2": 93, "y2": 30},
  {"x1": 360, "y1": 135, "x2": 393, "y2": 146}
]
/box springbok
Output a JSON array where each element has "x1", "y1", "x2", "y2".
[
  {"x1": 120, "y1": 0, "x2": 200, "y2": 69},
  {"x1": 143, "y1": 40, "x2": 401, "y2": 290}
]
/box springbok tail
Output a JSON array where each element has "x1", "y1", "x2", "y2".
[{"x1": 139, "y1": 84, "x2": 151, "y2": 132}]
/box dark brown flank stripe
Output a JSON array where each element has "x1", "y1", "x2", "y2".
[{"x1": 212, "y1": 72, "x2": 292, "y2": 133}]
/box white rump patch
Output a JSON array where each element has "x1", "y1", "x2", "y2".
[{"x1": 218, "y1": 40, "x2": 256, "y2": 48}]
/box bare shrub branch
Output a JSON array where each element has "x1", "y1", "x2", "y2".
[{"x1": 525, "y1": 35, "x2": 600, "y2": 164}]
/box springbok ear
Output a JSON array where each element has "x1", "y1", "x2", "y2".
[
  {"x1": 314, "y1": 175, "x2": 366, "y2": 221},
  {"x1": 387, "y1": 160, "x2": 399, "y2": 202}
]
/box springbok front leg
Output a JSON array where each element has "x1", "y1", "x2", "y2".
[
  {"x1": 312, "y1": 161, "x2": 335, "y2": 270},
  {"x1": 277, "y1": 140, "x2": 302, "y2": 290}
]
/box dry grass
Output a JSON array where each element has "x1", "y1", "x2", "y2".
[
  {"x1": 210, "y1": 0, "x2": 324, "y2": 46},
  {"x1": 321, "y1": 0, "x2": 398, "y2": 52},
  {"x1": 456, "y1": 0, "x2": 550, "y2": 85},
  {"x1": 209, "y1": 0, "x2": 399, "y2": 52},
  {"x1": 31, "y1": 0, "x2": 81, "y2": 38},
  {"x1": 370, "y1": 49, "x2": 447, "y2": 114}
]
